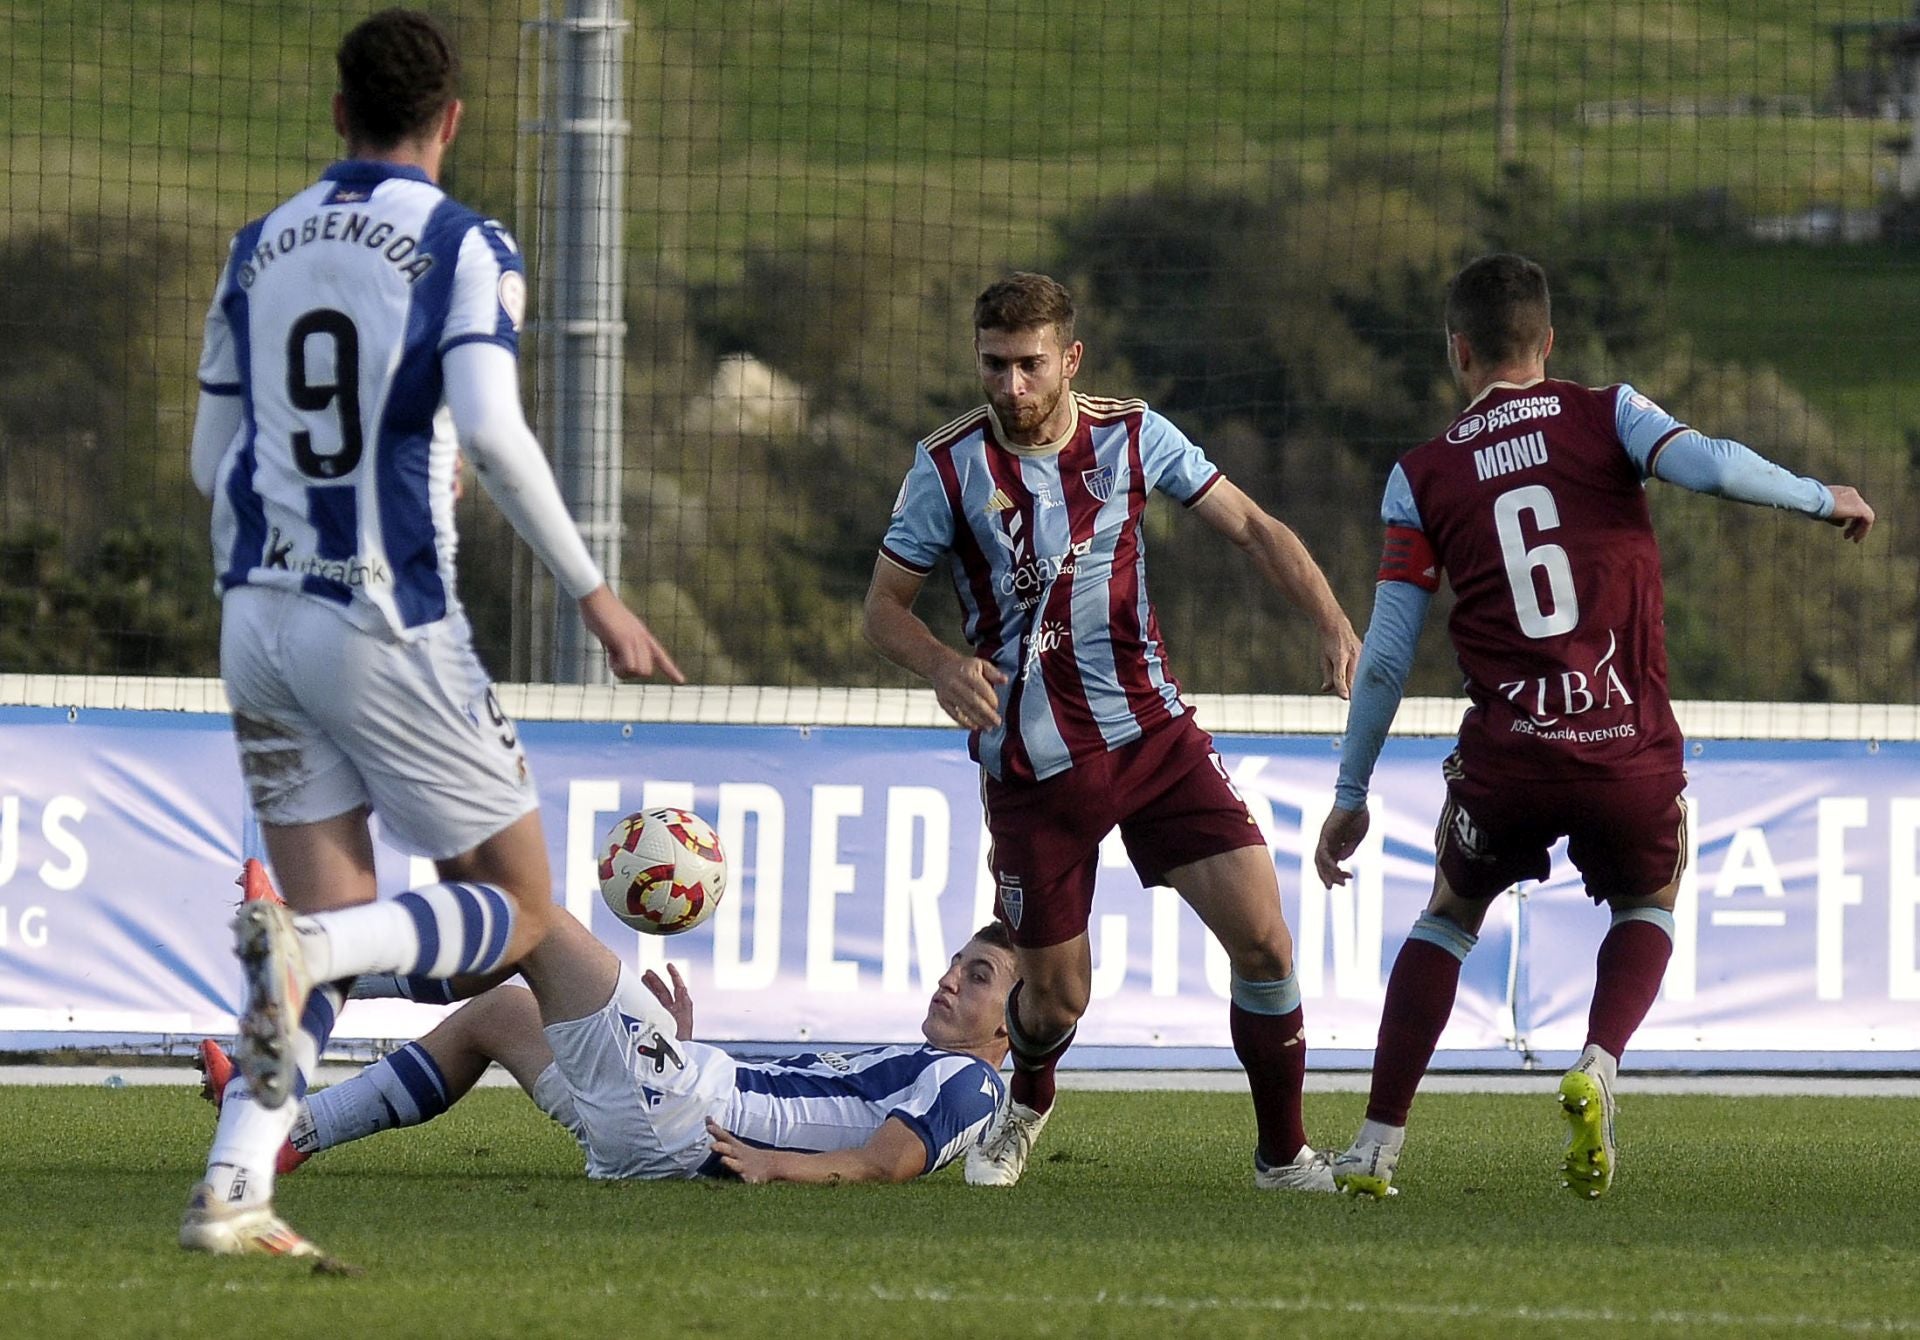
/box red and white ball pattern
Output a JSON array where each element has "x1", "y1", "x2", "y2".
[{"x1": 597, "y1": 807, "x2": 727, "y2": 935}]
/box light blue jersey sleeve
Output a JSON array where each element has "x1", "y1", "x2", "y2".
[
  {"x1": 1139, "y1": 410, "x2": 1223, "y2": 505},
  {"x1": 1333, "y1": 464, "x2": 1432, "y2": 810},
  {"x1": 1615, "y1": 383, "x2": 1833, "y2": 518},
  {"x1": 879, "y1": 446, "x2": 955, "y2": 575},
  {"x1": 1380, "y1": 462, "x2": 1422, "y2": 529}
]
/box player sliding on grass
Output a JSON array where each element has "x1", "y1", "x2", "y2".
[
  {"x1": 181, "y1": 9, "x2": 679, "y2": 1257},
  {"x1": 1315, "y1": 252, "x2": 1876, "y2": 1200},
  {"x1": 865, "y1": 272, "x2": 1361, "y2": 1191},
  {"x1": 201, "y1": 913, "x2": 1016, "y2": 1185}
]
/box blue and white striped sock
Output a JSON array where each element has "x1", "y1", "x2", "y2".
[
  {"x1": 304, "y1": 1041, "x2": 453, "y2": 1154},
  {"x1": 299, "y1": 882, "x2": 517, "y2": 982},
  {"x1": 348, "y1": 972, "x2": 463, "y2": 1005}
]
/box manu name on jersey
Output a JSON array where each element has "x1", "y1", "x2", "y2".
[
  {"x1": 880, "y1": 393, "x2": 1224, "y2": 782},
  {"x1": 199, "y1": 160, "x2": 526, "y2": 638},
  {"x1": 715, "y1": 1043, "x2": 1004, "y2": 1176}
]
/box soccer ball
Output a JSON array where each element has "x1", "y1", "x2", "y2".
[{"x1": 597, "y1": 808, "x2": 727, "y2": 935}]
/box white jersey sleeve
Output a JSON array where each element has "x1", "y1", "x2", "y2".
[
  {"x1": 197, "y1": 242, "x2": 243, "y2": 394},
  {"x1": 443, "y1": 342, "x2": 602, "y2": 599},
  {"x1": 442, "y1": 219, "x2": 526, "y2": 355},
  {"x1": 886, "y1": 1053, "x2": 1006, "y2": 1174}
]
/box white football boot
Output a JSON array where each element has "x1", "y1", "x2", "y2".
[
  {"x1": 965, "y1": 1099, "x2": 1051, "y2": 1186},
  {"x1": 179, "y1": 1182, "x2": 320, "y2": 1258},
  {"x1": 1254, "y1": 1146, "x2": 1339, "y2": 1192},
  {"x1": 1331, "y1": 1124, "x2": 1405, "y2": 1199},
  {"x1": 231, "y1": 900, "x2": 313, "y2": 1111}
]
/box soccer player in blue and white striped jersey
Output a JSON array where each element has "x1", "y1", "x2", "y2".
[
  {"x1": 182, "y1": 10, "x2": 680, "y2": 1258},
  {"x1": 208, "y1": 917, "x2": 1015, "y2": 1187}
]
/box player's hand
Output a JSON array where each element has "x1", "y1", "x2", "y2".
[
  {"x1": 1319, "y1": 619, "x2": 1362, "y2": 699},
  {"x1": 1824, "y1": 486, "x2": 1875, "y2": 544},
  {"x1": 1314, "y1": 804, "x2": 1370, "y2": 888},
  {"x1": 706, "y1": 1118, "x2": 776, "y2": 1183},
  {"x1": 641, "y1": 963, "x2": 693, "y2": 1039},
  {"x1": 929, "y1": 652, "x2": 1007, "y2": 731},
  {"x1": 579, "y1": 585, "x2": 686, "y2": 683}
]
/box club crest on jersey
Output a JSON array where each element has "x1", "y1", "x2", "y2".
[
  {"x1": 622, "y1": 1014, "x2": 684, "y2": 1074},
  {"x1": 998, "y1": 874, "x2": 1024, "y2": 929},
  {"x1": 497, "y1": 271, "x2": 526, "y2": 331},
  {"x1": 1081, "y1": 465, "x2": 1115, "y2": 502}
]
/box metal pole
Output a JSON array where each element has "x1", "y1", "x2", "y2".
[
  {"x1": 1497, "y1": 0, "x2": 1518, "y2": 169},
  {"x1": 537, "y1": 0, "x2": 629, "y2": 683}
]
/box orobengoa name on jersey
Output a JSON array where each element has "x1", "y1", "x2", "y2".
[{"x1": 237, "y1": 210, "x2": 436, "y2": 288}]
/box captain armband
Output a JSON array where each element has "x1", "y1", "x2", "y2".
[{"x1": 1376, "y1": 526, "x2": 1440, "y2": 592}]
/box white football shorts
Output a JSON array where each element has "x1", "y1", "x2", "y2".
[
  {"x1": 220, "y1": 584, "x2": 537, "y2": 859},
  {"x1": 535, "y1": 968, "x2": 733, "y2": 1180}
]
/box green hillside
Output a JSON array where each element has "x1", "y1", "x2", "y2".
[{"x1": 1, "y1": 2, "x2": 1914, "y2": 694}]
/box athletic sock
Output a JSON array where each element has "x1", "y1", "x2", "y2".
[
  {"x1": 1365, "y1": 914, "x2": 1477, "y2": 1127},
  {"x1": 1005, "y1": 980, "x2": 1076, "y2": 1115},
  {"x1": 305, "y1": 1041, "x2": 453, "y2": 1154},
  {"x1": 1585, "y1": 908, "x2": 1675, "y2": 1061},
  {"x1": 1228, "y1": 971, "x2": 1307, "y2": 1165},
  {"x1": 297, "y1": 882, "x2": 517, "y2": 983},
  {"x1": 200, "y1": 979, "x2": 345, "y2": 1206},
  {"x1": 1355, "y1": 1116, "x2": 1405, "y2": 1152},
  {"x1": 204, "y1": 1085, "x2": 296, "y2": 1209},
  {"x1": 348, "y1": 972, "x2": 463, "y2": 1005}
]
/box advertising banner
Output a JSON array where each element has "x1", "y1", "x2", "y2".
[{"x1": 1, "y1": 707, "x2": 1914, "y2": 1064}]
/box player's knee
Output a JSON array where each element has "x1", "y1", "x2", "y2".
[
  {"x1": 459, "y1": 983, "x2": 540, "y2": 1050},
  {"x1": 1016, "y1": 976, "x2": 1088, "y2": 1036},
  {"x1": 1227, "y1": 940, "x2": 1292, "y2": 983}
]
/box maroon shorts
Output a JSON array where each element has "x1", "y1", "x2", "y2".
[
  {"x1": 982, "y1": 715, "x2": 1268, "y2": 948},
  {"x1": 1435, "y1": 751, "x2": 1689, "y2": 903}
]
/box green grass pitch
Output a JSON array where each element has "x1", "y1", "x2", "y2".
[{"x1": 2, "y1": 1083, "x2": 1915, "y2": 1338}]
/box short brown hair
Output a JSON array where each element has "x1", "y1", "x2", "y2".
[
  {"x1": 1445, "y1": 253, "x2": 1551, "y2": 365},
  {"x1": 337, "y1": 9, "x2": 460, "y2": 150},
  {"x1": 969, "y1": 921, "x2": 1014, "y2": 954},
  {"x1": 974, "y1": 272, "x2": 1075, "y2": 346}
]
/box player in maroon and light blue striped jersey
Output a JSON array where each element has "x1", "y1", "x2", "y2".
[
  {"x1": 865, "y1": 273, "x2": 1361, "y2": 1190},
  {"x1": 1314, "y1": 253, "x2": 1874, "y2": 1201}
]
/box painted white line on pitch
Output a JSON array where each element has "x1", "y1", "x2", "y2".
[
  {"x1": 7, "y1": 1277, "x2": 1911, "y2": 1332},
  {"x1": 826, "y1": 1285, "x2": 1915, "y2": 1334}
]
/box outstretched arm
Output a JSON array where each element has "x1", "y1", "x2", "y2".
[
  {"x1": 1618, "y1": 385, "x2": 1875, "y2": 543},
  {"x1": 863, "y1": 557, "x2": 1008, "y2": 730},
  {"x1": 704, "y1": 1115, "x2": 928, "y2": 1185},
  {"x1": 1190, "y1": 479, "x2": 1361, "y2": 697},
  {"x1": 443, "y1": 341, "x2": 684, "y2": 681}
]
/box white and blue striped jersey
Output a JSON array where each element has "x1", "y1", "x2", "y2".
[
  {"x1": 197, "y1": 160, "x2": 526, "y2": 638},
  {"x1": 713, "y1": 1042, "x2": 1006, "y2": 1176}
]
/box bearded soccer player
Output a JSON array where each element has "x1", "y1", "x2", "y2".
[
  {"x1": 182, "y1": 9, "x2": 680, "y2": 1255},
  {"x1": 1315, "y1": 253, "x2": 1875, "y2": 1200},
  {"x1": 864, "y1": 272, "x2": 1362, "y2": 1190}
]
